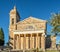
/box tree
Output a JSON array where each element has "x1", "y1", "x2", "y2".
[
  {"x1": 0, "y1": 28, "x2": 4, "y2": 46},
  {"x1": 49, "y1": 13, "x2": 60, "y2": 35}
]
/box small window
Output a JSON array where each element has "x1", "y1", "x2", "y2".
[
  {"x1": 16, "y1": 25, "x2": 17, "y2": 30},
  {"x1": 12, "y1": 18, "x2": 14, "y2": 24}
]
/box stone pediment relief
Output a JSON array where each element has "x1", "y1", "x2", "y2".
[
  {"x1": 24, "y1": 25, "x2": 36, "y2": 31},
  {"x1": 17, "y1": 17, "x2": 46, "y2": 31},
  {"x1": 17, "y1": 22, "x2": 46, "y2": 31},
  {"x1": 23, "y1": 25, "x2": 44, "y2": 31}
]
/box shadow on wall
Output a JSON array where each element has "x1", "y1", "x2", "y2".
[{"x1": 45, "y1": 35, "x2": 51, "y2": 48}]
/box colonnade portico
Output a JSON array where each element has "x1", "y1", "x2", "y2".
[{"x1": 13, "y1": 30, "x2": 45, "y2": 50}]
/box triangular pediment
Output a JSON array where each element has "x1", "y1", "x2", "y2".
[
  {"x1": 17, "y1": 16, "x2": 46, "y2": 24},
  {"x1": 16, "y1": 16, "x2": 47, "y2": 31}
]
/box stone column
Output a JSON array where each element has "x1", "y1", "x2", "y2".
[
  {"x1": 37, "y1": 35, "x2": 40, "y2": 48},
  {"x1": 30, "y1": 34, "x2": 32, "y2": 49},
  {"x1": 25, "y1": 34, "x2": 27, "y2": 49},
  {"x1": 16, "y1": 35, "x2": 19, "y2": 49},
  {"x1": 18, "y1": 35, "x2": 21, "y2": 49},
  {"x1": 32, "y1": 35, "x2": 34, "y2": 48},
  {"x1": 23, "y1": 34, "x2": 26, "y2": 49},
  {"x1": 19, "y1": 34, "x2": 21, "y2": 49},
  {"x1": 41, "y1": 33, "x2": 45, "y2": 50},
  {"x1": 26, "y1": 34, "x2": 28, "y2": 49},
  {"x1": 34, "y1": 36, "x2": 36, "y2": 48},
  {"x1": 36, "y1": 33, "x2": 38, "y2": 48},
  {"x1": 21, "y1": 34, "x2": 24, "y2": 49},
  {"x1": 36, "y1": 33, "x2": 37, "y2": 48}
]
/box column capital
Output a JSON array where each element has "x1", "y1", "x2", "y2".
[{"x1": 42, "y1": 33, "x2": 45, "y2": 36}]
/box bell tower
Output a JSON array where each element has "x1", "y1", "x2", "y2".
[
  {"x1": 9, "y1": 6, "x2": 20, "y2": 49},
  {"x1": 9, "y1": 6, "x2": 20, "y2": 30}
]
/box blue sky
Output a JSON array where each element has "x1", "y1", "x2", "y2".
[{"x1": 0, "y1": 0, "x2": 60, "y2": 44}]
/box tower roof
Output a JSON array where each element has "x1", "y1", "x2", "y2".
[
  {"x1": 10, "y1": 6, "x2": 17, "y2": 14},
  {"x1": 14, "y1": 6, "x2": 16, "y2": 10}
]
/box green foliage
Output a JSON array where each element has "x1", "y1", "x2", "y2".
[
  {"x1": 49, "y1": 13, "x2": 60, "y2": 35},
  {"x1": 0, "y1": 27, "x2": 4, "y2": 46}
]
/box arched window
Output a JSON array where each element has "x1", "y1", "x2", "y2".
[{"x1": 12, "y1": 18, "x2": 14, "y2": 24}]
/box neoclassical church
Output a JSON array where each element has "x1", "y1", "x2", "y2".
[{"x1": 9, "y1": 6, "x2": 56, "y2": 50}]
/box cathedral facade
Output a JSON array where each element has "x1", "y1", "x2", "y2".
[{"x1": 9, "y1": 6, "x2": 56, "y2": 50}]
